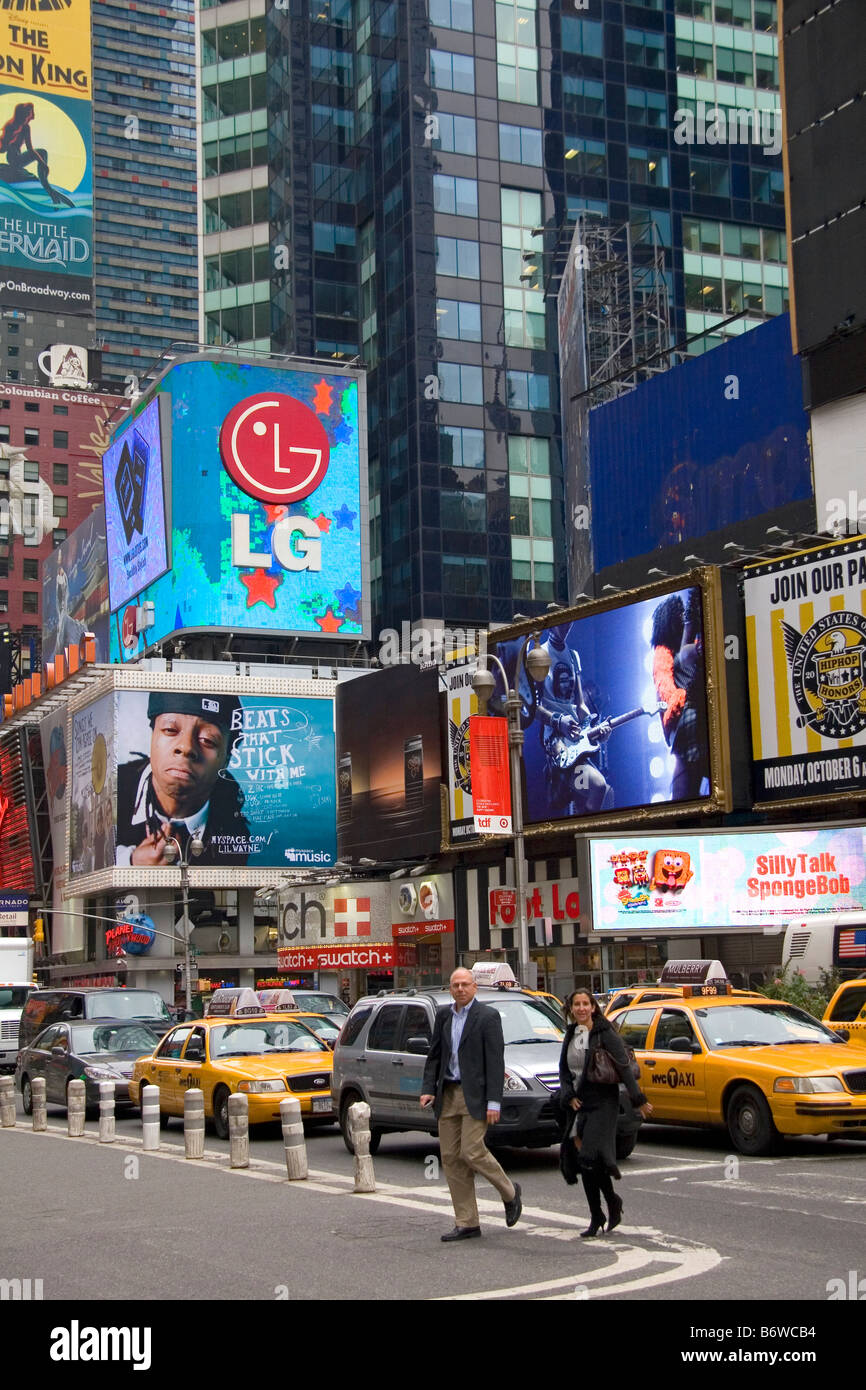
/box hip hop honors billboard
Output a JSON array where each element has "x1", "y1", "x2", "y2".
[
  {"x1": 66, "y1": 676, "x2": 338, "y2": 888},
  {"x1": 745, "y1": 537, "x2": 866, "y2": 802},
  {"x1": 0, "y1": 0, "x2": 93, "y2": 314}
]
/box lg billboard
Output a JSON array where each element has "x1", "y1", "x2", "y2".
[{"x1": 104, "y1": 357, "x2": 369, "y2": 658}]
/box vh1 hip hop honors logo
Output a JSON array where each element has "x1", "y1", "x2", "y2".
[{"x1": 222, "y1": 391, "x2": 331, "y2": 574}]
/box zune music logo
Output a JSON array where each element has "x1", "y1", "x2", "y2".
[{"x1": 219, "y1": 393, "x2": 331, "y2": 504}]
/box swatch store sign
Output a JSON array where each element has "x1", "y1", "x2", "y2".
[{"x1": 277, "y1": 881, "x2": 396, "y2": 971}]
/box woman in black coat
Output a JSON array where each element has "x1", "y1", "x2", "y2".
[{"x1": 558, "y1": 989, "x2": 652, "y2": 1237}]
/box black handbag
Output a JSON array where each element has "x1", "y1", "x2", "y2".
[{"x1": 586, "y1": 1041, "x2": 637, "y2": 1085}]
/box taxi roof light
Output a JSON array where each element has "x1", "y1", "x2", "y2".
[{"x1": 206, "y1": 987, "x2": 267, "y2": 1018}]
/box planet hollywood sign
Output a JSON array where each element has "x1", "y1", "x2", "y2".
[{"x1": 105, "y1": 919, "x2": 155, "y2": 957}]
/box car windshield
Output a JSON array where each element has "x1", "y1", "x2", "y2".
[
  {"x1": 88, "y1": 991, "x2": 171, "y2": 1022},
  {"x1": 487, "y1": 998, "x2": 565, "y2": 1044},
  {"x1": 70, "y1": 1023, "x2": 163, "y2": 1056},
  {"x1": 294, "y1": 994, "x2": 348, "y2": 1015},
  {"x1": 694, "y1": 1004, "x2": 845, "y2": 1049},
  {"x1": 0, "y1": 986, "x2": 32, "y2": 1008},
  {"x1": 209, "y1": 1020, "x2": 329, "y2": 1058},
  {"x1": 300, "y1": 1015, "x2": 341, "y2": 1039}
]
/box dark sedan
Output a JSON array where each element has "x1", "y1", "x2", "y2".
[{"x1": 16, "y1": 1019, "x2": 164, "y2": 1114}]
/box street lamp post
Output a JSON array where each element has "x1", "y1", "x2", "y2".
[
  {"x1": 162, "y1": 834, "x2": 204, "y2": 1015},
  {"x1": 472, "y1": 639, "x2": 550, "y2": 987}
]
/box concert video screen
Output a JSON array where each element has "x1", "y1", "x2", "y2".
[{"x1": 491, "y1": 585, "x2": 712, "y2": 826}]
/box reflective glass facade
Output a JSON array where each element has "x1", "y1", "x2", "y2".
[{"x1": 214, "y1": 0, "x2": 784, "y2": 630}]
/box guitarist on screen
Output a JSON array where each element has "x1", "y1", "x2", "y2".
[{"x1": 536, "y1": 623, "x2": 615, "y2": 815}]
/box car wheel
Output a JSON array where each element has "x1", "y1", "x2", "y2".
[
  {"x1": 21, "y1": 1074, "x2": 32, "y2": 1115},
  {"x1": 615, "y1": 1133, "x2": 637, "y2": 1161},
  {"x1": 339, "y1": 1092, "x2": 381, "y2": 1156},
  {"x1": 726, "y1": 1084, "x2": 779, "y2": 1156},
  {"x1": 213, "y1": 1086, "x2": 231, "y2": 1141}
]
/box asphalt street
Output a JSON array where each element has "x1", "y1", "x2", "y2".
[{"x1": 3, "y1": 1097, "x2": 866, "y2": 1308}]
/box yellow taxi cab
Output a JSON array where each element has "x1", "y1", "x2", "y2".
[
  {"x1": 608, "y1": 983, "x2": 866, "y2": 1155},
  {"x1": 823, "y1": 979, "x2": 866, "y2": 1039},
  {"x1": 256, "y1": 989, "x2": 342, "y2": 1048},
  {"x1": 129, "y1": 988, "x2": 334, "y2": 1139}
]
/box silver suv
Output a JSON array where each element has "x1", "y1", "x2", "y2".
[{"x1": 331, "y1": 986, "x2": 642, "y2": 1157}]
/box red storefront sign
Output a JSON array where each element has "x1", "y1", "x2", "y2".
[
  {"x1": 468, "y1": 716, "x2": 511, "y2": 834},
  {"x1": 278, "y1": 942, "x2": 396, "y2": 971},
  {"x1": 393, "y1": 918, "x2": 455, "y2": 939}
]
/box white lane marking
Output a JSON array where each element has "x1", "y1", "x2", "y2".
[
  {"x1": 537, "y1": 1243, "x2": 724, "y2": 1300},
  {"x1": 625, "y1": 1162, "x2": 728, "y2": 1176},
  {"x1": 436, "y1": 1246, "x2": 654, "y2": 1299}
]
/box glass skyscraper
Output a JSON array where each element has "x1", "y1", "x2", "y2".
[{"x1": 200, "y1": 0, "x2": 785, "y2": 631}]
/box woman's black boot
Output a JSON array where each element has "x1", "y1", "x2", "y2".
[
  {"x1": 580, "y1": 1171, "x2": 606, "y2": 1237},
  {"x1": 599, "y1": 1170, "x2": 623, "y2": 1232}
]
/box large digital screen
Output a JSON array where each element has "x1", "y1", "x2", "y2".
[
  {"x1": 491, "y1": 585, "x2": 712, "y2": 828},
  {"x1": 68, "y1": 685, "x2": 337, "y2": 880},
  {"x1": 589, "y1": 827, "x2": 866, "y2": 934},
  {"x1": 336, "y1": 665, "x2": 442, "y2": 862},
  {"x1": 0, "y1": 0, "x2": 93, "y2": 315},
  {"x1": 587, "y1": 314, "x2": 811, "y2": 571},
  {"x1": 745, "y1": 536, "x2": 866, "y2": 803},
  {"x1": 42, "y1": 504, "x2": 109, "y2": 663},
  {"x1": 103, "y1": 397, "x2": 169, "y2": 613},
  {"x1": 108, "y1": 359, "x2": 368, "y2": 659}
]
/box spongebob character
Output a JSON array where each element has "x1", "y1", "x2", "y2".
[{"x1": 651, "y1": 849, "x2": 693, "y2": 894}]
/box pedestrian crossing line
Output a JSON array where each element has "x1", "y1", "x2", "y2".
[{"x1": 438, "y1": 1240, "x2": 723, "y2": 1301}]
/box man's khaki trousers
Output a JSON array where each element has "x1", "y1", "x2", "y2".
[{"x1": 438, "y1": 1082, "x2": 516, "y2": 1228}]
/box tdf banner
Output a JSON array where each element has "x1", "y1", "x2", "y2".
[
  {"x1": 0, "y1": 0, "x2": 93, "y2": 314},
  {"x1": 745, "y1": 537, "x2": 866, "y2": 803}
]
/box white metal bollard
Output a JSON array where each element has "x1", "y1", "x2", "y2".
[
  {"x1": 184, "y1": 1088, "x2": 205, "y2": 1159},
  {"x1": 31, "y1": 1076, "x2": 47, "y2": 1132},
  {"x1": 279, "y1": 1096, "x2": 308, "y2": 1180},
  {"x1": 0, "y1": 1075, "x2": 15, "y2": 1127},
  {"x1": 67, "y1": 1079, "x2": 86, "y2": 1137},
  {"x1": 349, "y1": 1100, "x2": 376, "y2": 1193},
  {"x1": 98, "y1": 1080, "x2": 116, "y2": 1143},
  {"x1": 228, "y1": 1093, "x2": 249, "y2": 1169},
  {"x1": 141, "y1": 1084, "x2": 160, "y2": 1152}
]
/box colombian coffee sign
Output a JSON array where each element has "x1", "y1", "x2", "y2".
[{"x1": 745, "y1": 537, "x2": 866, "y2": 802}]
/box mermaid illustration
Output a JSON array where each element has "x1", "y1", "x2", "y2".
[{"x1": 0, "y1": 102, "x2": 74, "y2": 207}]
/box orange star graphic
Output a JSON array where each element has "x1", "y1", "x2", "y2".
[
  {"x1": 313, "y1": 379, "x2": 333, "y2": 415},
  {"x1": 263, "y1": 504, "x2": 287, "y2": 524},
  {"x1": 314, "y1": 513, "x2": 332, "y2": 533},
  {"x1": 239, "y1": 570, "x2": 282, "y2": 609},
  {"x1": 315, "y1": 606, "x2": 344, "y2": 633}
]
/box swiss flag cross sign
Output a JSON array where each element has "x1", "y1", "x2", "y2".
[{"x1": 333, "y1": 898, "x2": 372, "y2": 937}]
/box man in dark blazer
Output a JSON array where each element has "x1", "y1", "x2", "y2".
[{"x1": 420, "y1": 968, "x2": 523, "y2": 1241}]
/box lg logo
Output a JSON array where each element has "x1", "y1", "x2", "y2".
[
  {"x1": 220, "y1": 393, "x2": 330, "y2": 504},
  {"x1": 222, "y1": 392, "x2": 331, "y2": 575}
]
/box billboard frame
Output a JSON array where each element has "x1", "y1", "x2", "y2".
[
  {"x1": 442, "y1": 567, "x2": 732, "y2": 848},
  {"x1": 104, "y1": 352, "x2": 371, "y2": 646},
  {"x1": 62, "y1": 667, "x2": 338, "y2": 897}
]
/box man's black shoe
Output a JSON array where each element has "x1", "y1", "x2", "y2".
[
  {"x1": 441, "y1": 1226, "x2": 481, "y2": 1242},
  {"x1": 504, "y1": 1182, "x2": 522, "y2": 1228}
]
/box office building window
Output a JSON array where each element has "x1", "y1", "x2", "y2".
[
  {"x1": 564, "y1": 136, "x2": 606, "y2": 177},
  {"x1": 502, "y1": 189, "x2": 545, "y2": 350},
  {"x1": 506, "y1": 369, "x2": 550, "y2": 410},
  {"x1": 436, "y1": 298, "x2": 481, "y2": 341},
  {"x1": 443, "y1": 554, "x2": 488, "y2": 596},
  {"x1": 430, "y1": 51, "x2": 475, "y2": 93},
  {"x1": 625, "y1": 28, "x2": 666, "y2": 69},
  {"x1": 628, "y1": 147, "x2": 669, "y2": 186},
  {"x1": 23, "y1": 460, "x2": 39, "y2": 481},
  {"x1": 499, "y1": 124, "x2": 542, "y2": 167},
  {"x1": 22, "y1": 559, "x2": 38, "y2": 581},
  {"x1": 23, "y1": 428, "x2": 38, "y2": 445},
  {"x1": 440, "y1": 425, "x2": 484, "y2": 469},
  {"x1": 434, "y1": 175, "x2": 478, "y2": 218},
  {"x1": 441, "y1": 487, "x2": 487, "y2": 532},
  {"x1": 432, "y1": 113, "x2": 476, "y2": 156},
  {"x1": 690, "y1": 157, "x2": 731, "y2": 197},
  {"x1": 429, "y1": 0, "x2": 473, "y2": 31},
  {"x1": 438, "y1": 362, "x2": 484, "y2": 405},
  {"x1": 53, "y1": 495, "x2": 68, "y2": 517},
  {"x1": 22, "y1": 592, "x2": 39, "y2": 614},
  {"x1": 436, "y1": 237, "x2": 480, "y2": 280},
  {"x1": 52, "y1": 430, "x2": 68, "y2": 449},
  {"x1": 52, "y1": 463, "x2": 68, "y2": 485}
]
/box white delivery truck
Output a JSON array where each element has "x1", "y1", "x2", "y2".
[
  {"x1": 0, "y1": 939, "x2": 36, "y2": 1071},
  {"x1": 781, "y1": 914, "x2": 866, "y2": 984}
]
